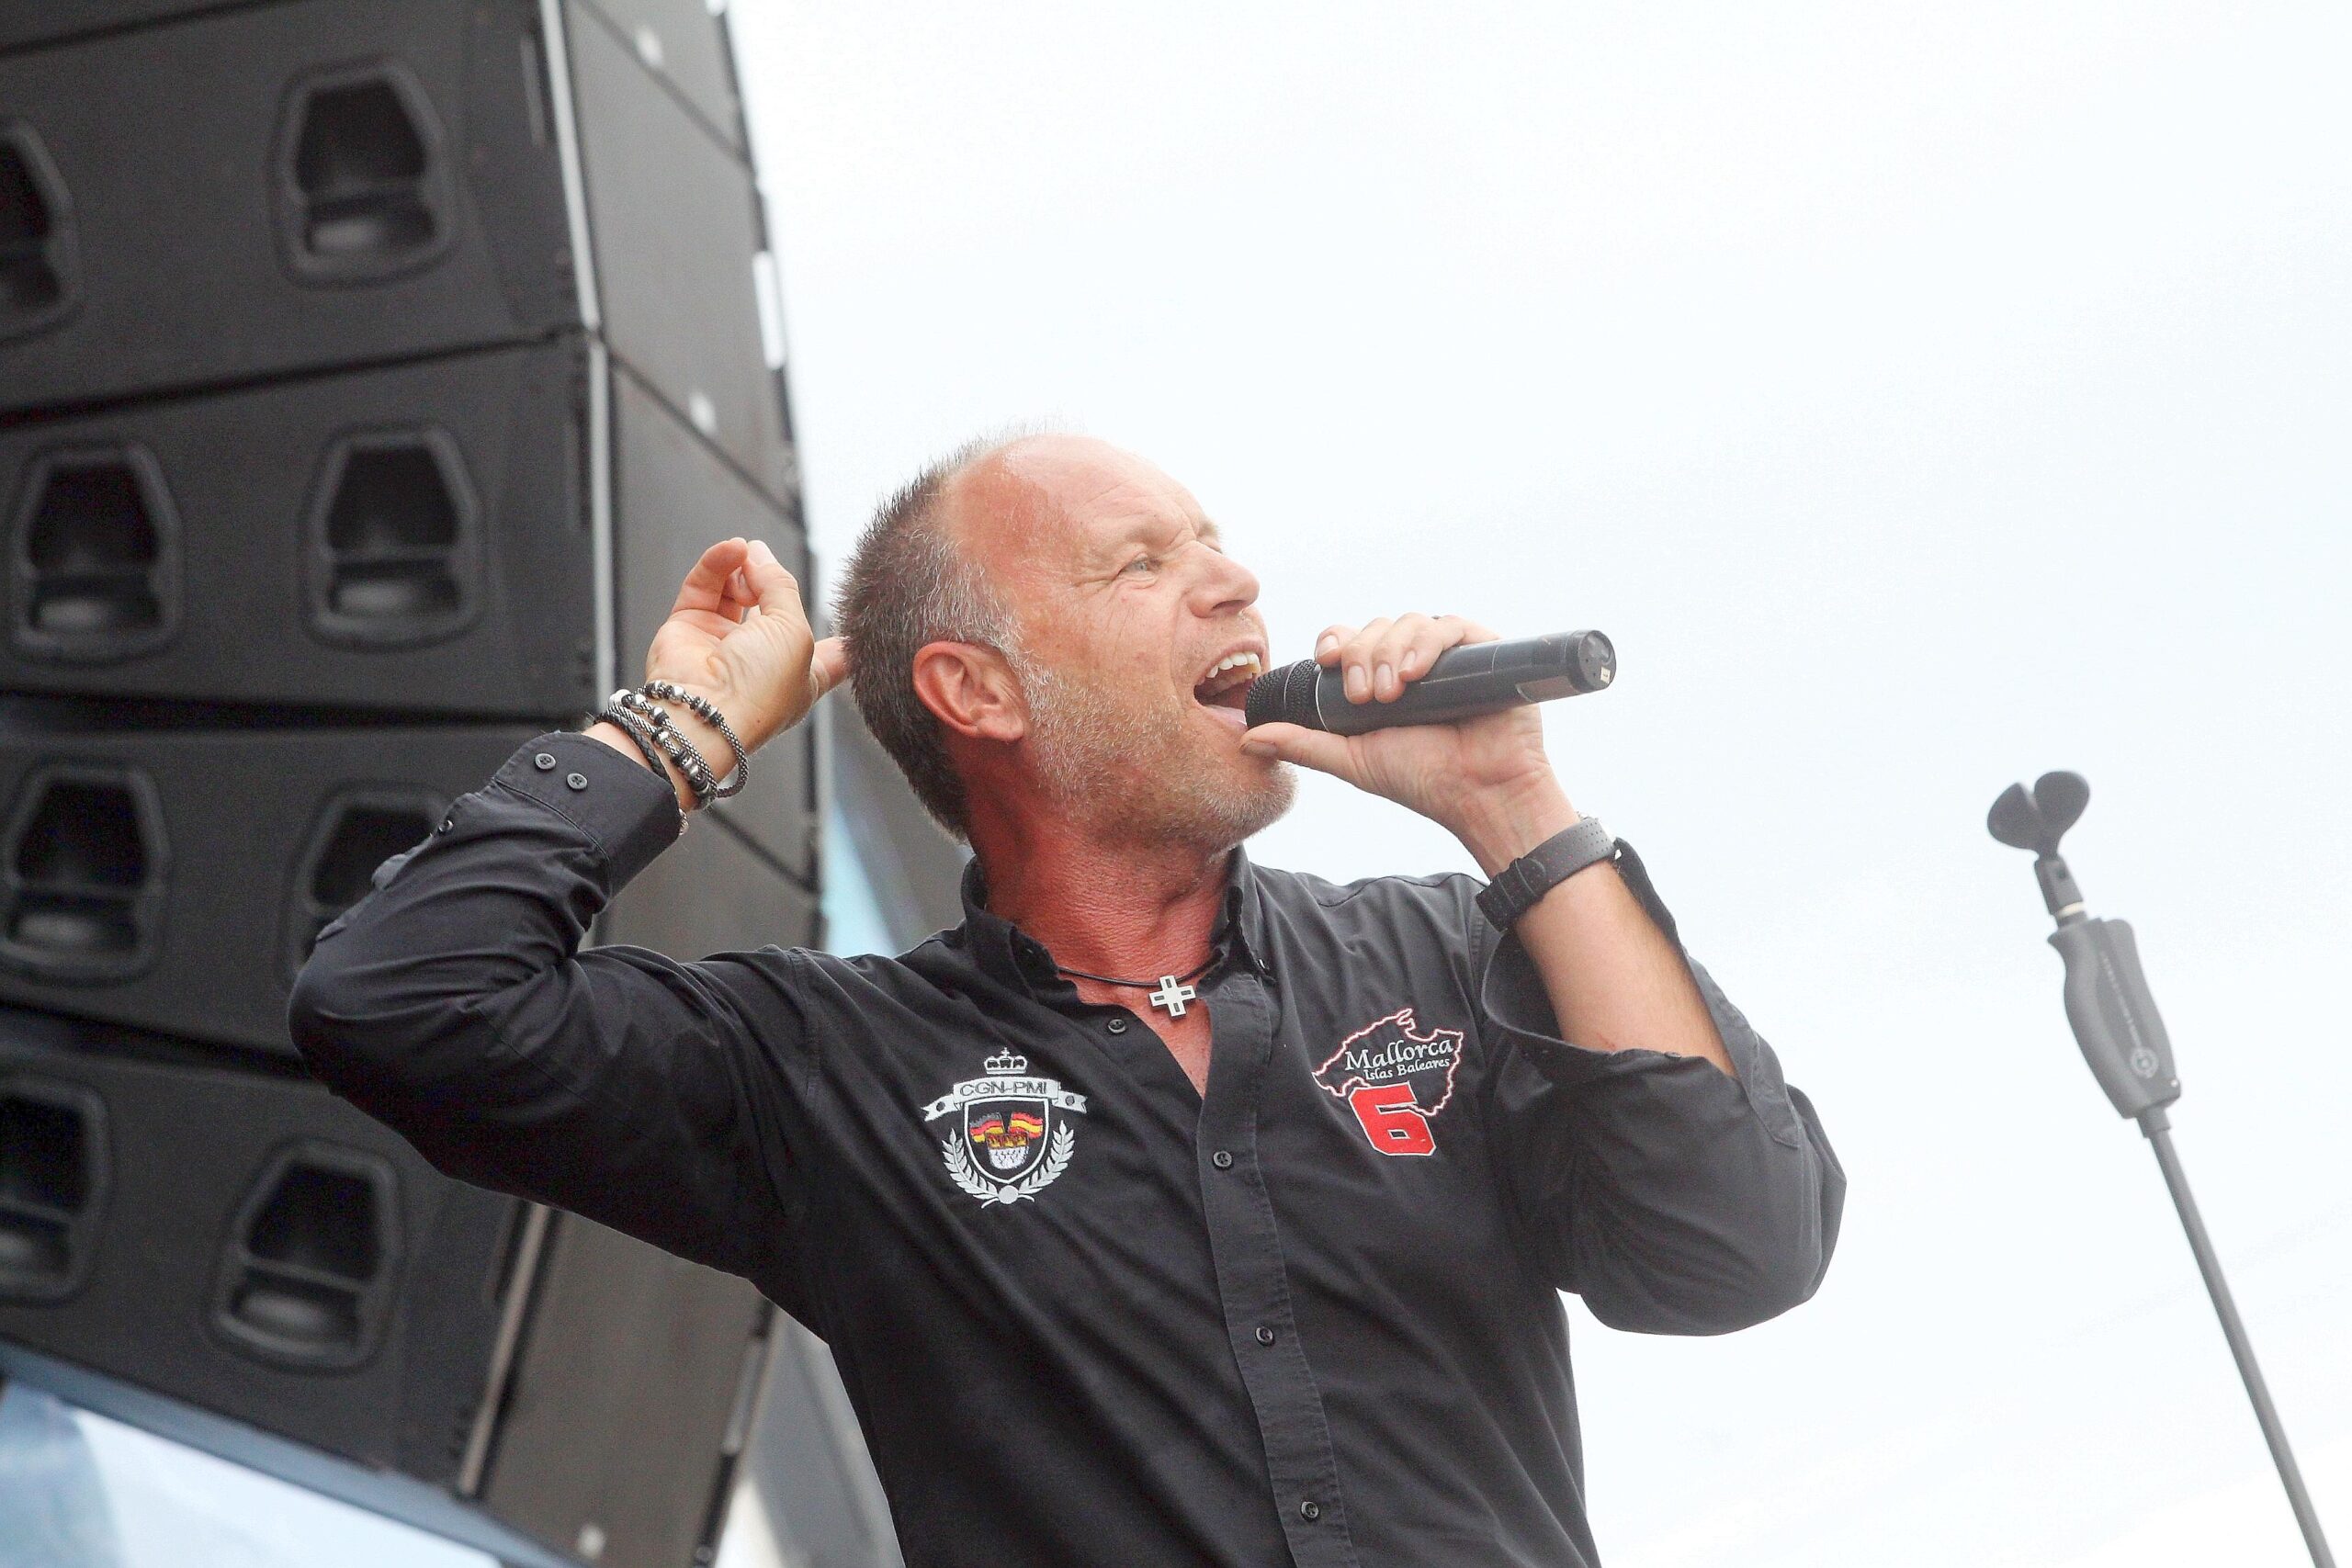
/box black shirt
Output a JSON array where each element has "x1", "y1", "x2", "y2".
[{"x1": 289, "y1": 730, "x2": 1845, "y2": 1568}]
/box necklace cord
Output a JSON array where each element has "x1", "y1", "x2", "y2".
[{"x1": 1052, "y1": 953, "x2": 1218, "y2": 990}]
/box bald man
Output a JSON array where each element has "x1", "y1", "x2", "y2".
[{"x1": 292, "y1": 434, "x2": 1843, "y2": 1568}]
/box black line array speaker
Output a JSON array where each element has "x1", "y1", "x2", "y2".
[
  {"x1": 0, "y1": 2, "x2": 831, "y2": 1563},
  {"x1": 0, "y1": 346, "x2": 818, "y2": 870},
  {"x1": 0, "y1": 1006, "x2": 777, "y2": 1568},
  {"x1": 0, "y1": 0, "x2": 791, "y2": 501}
]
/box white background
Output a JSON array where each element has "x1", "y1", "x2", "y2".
[{"x1": 729, "y1": 3, "x2": 2351, "y2": 1562}]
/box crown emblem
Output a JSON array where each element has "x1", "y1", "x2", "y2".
[{"x1": 984, "y1": 1051, "x2": 1028, "y2": 1077}]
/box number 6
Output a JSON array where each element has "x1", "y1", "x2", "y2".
[{"x1": 1348, "y1": 1085, "x2": 1434, "y2": 1156}]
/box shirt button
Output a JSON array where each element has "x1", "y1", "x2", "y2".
[
  {"x1": 566, "y1": 772, "x2": 589, "y2": 791},
  {"x1": 1106, "y1": 1017, "x2": 1128, "y2": 1034},
  {"x1": 1210, "y1": 1150, "x2": 1234, "y2": 1169},
  {"x1": 1299, "y1": 1500, "x2": 1321, "y2": 1522},
  {"x1": 1255, "y1": 1325, "x2": 1275, "y2": 1346},
  {"x1": 534, "y1": 751, "x2": 558, "y2": 771}
]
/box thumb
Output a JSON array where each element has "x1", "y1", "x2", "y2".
[
  {"x1": 808, "y1": 636, "x2": 850, "y2": 705},
  {"x1": 1240, "y1": 721, "x2": 1355, "y2": 779}
]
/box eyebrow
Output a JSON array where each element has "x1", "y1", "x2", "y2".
[
  {"x1": 1093, "y1": 514, "x2": 1221, "y2": 565},
  {"x1": 1086, "y1": 512, "x2": 1232, "y2": 573}
]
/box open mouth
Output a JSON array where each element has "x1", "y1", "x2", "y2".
[{"x1": 1192, "y1": 650, "x2": 1263, "y2": 723}]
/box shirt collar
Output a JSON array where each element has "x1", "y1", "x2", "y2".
[{"x1": 956, "y1": 846, "x2": 1271, "y2": 997}]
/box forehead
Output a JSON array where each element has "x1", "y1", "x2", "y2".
[{"x1": 956, "y1": 438, "x2": 1216, "y2": 574}]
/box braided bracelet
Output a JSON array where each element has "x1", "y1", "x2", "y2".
[
  {"x1": 591, "y1": 705, "x2": 692, "y2": 829},
  {"x1": 642, "y1": 680, "x2": 750, "y2": 799},
  {"x1": 609, "y1": 688, "x2": 721, "y2": 808}
]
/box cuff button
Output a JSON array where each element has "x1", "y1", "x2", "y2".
[
  {"x1": 566, "y1": 772, "x2": 589, "y2": 791},
  {"x1": 534, "y1": 751, "x2": 558, "y2": 771}
]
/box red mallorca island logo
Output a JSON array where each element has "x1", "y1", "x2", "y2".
[{"x1": 1312, "y1": 1008, "x2": 1464, "y2": 1157}]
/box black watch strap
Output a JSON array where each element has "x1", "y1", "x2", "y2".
[{"x1": 1476, "y1": 817, "x2": 1616, "y2": 931}]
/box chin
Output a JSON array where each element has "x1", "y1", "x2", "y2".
[
  {"x1": 1183, "y1": 752, "x2": 1297, "y2": 852},
  {"x1": 1027, "y1": 675, "x2": 1294, "y2": 850}
]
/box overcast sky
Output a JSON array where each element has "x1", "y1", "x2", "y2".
[{"x1": 729, "y1": 3, "x2": 2351, "y2": 1562}]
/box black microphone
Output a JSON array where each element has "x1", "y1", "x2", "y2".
[{"x1": 1243, "y1": 630, "x2": 1616, "y2": 736}]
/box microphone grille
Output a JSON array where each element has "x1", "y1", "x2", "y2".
[{"x1": 1243, "y1": 660, "x2": 1320, "y2": 729}]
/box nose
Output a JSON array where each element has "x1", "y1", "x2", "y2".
[{"x1": 1184, "y1": 540, "x2": 1260, "y2": 619}]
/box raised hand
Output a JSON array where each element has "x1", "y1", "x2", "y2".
[
  {"x1": 1240, "y1": 614, "x2": 1578, "y2": 872},
  {"x1": 642, "y1": 536, "x2": 844, "y2": 753},
  {"x1": 592, "y1": 536, "x2": 847, "y2": 808}
]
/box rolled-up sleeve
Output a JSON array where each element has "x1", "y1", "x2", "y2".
[
  {"x1": 1475, "y1": 844, "x2": 1845, "y2": 1335},
  {"x1": 287, "y1": 729, "x2": 813, "y2": 1296}
]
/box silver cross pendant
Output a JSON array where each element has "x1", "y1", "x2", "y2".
[{"x1": 1148, "y1": 974, "x2": 1198, "y2": 1017}]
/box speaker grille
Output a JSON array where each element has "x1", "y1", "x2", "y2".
[
  {"x1": 0, "y1": 121, "x2": 74, "y2": 341},
  {"x1": 0, "y1": 1074, "x2": 107, "y2": 1302},
  {"x1": 304, "y1": 431, "x2": 478, "y2": 648},
  {"x1": 10, "y1": 446, "x2": 182, "y2": 663},
  {"x1": 277, "y1": 65, "x2": 451, "y2": 281},
  {"x1": 0, "y1": 766, "x2": 167, "y2": 983},
  {"x1": 211, "y1": 1142, "x2": 401, "y2": 1370}
]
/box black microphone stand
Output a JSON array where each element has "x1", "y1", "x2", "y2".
[{"x1": 1989, "y1": 773, "x2": 2334, "y2": 1568}]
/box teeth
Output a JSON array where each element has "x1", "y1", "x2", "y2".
[{"x1": 1193, "y1": 651, "x2": 1262, "y2": 703}]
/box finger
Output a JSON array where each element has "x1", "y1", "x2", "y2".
[
  {"x1": 673, "y1": 537, "x2": 752, "y2": 617},
  {"x1": 1368, "y1": 613, "x2": 1440, "y2": 699},
  {"x1": 742, "y1": 538, "x2": 807, "y2": 620},
  {"x1": 1392, "y1": 614, "x2": 1488, "y2": 684},
  {"x1": 807, "y1": 636, "x2": 850, "y2": 703},
  {"x1": 1338, "y1": 617, "x2": 1392, "y2": 704},
  {"x1": 1314, "y1": 625, "x2": 1355, "y2": 666},
  {"x1": 1238, "y1": 720, "x2": 1354, "y2": 779}
]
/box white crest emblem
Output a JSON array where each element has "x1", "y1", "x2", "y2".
[{"x1": 922, "y1": 1052, "x2": 1088, "y2": 1206}]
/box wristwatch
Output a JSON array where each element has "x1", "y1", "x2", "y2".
[{"x1": 1476, "y1": 817, "x2": 1616, "y2": 931}]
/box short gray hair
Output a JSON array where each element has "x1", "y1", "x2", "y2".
[{"x1": 834, "y1": 435, "x2": 1020, "y2": 839}]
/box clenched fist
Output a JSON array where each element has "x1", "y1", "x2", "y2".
[{"x1": 591, "y1": 536, "x2": 848, "y2": 809}]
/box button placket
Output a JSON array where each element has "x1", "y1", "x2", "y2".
[{"x1": 1192, "y1": 969, "x2": 1358, "y2": 1566}]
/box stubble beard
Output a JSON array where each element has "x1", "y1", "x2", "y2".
[{"x1": 1012, "y1": 651, "x2": 1295, "y2": 852}]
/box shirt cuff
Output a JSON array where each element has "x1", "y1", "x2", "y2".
[
  {"x1": 1475, "y1": 840, "x2": 1806, "y2": 1148},
  {"x1": 490, "y1": 729, "x2": 684, "y2": 888}
]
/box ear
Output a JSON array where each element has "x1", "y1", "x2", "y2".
[{"x1": 912, "y1": 640, "x2": 1028, "y2": 741}]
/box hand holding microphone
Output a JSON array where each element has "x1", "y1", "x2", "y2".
[
  {"x1": 1244, "y1": 628, "x2": 1614, "y2": 735},
  {"x1": 1238, "y1": 615, "x2": 1612, "y2": 863}
]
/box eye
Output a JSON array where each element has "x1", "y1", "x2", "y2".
[{"x1": 1123, "y1": 555, "x2": 1158, "y2": 575}]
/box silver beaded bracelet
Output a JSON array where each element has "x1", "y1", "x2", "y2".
[
  {"x1": 642, "y1": 680, "x2": 751, "y2": 799},
  {"x1": 609, "y1": 687, "x2": 723, "y2": 808}
]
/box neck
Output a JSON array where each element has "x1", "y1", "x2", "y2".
[{"x1": 968, "y1": 805, "x2": 1232, "y2": 979}]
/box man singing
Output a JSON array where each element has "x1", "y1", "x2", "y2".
[{"x1": 290, "y1": 434, "x2": 1843, "y2": 1568}]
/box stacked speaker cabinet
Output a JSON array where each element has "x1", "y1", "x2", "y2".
[{"x1": 0, "y1": 4, "x2": 825, "y2": 1566}]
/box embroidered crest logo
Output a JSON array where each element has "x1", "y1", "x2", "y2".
[
  {"x1": 1312, "y1": 1008, "x2": 1465, "y2": 1157},
  {"x1": 923, "y1": 1052, "x2": 1088, "y2": 1205}
]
